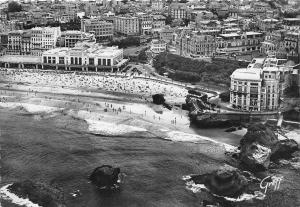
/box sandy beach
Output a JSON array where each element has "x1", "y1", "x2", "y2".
[{"x1": 1, "y1": 69, "x2": 299, "y2": 207}]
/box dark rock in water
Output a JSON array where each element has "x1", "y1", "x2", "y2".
[
  {"x1": 152, "y1": 94, "x2": 165, "y2": 105},
  {"x1": 89, "y1": 165, "x2": 121, "y2": 190},
  {"x1": 190, "y1": 165, "x2": 249, "y2": 198},
  {"x1": 271, "y1": 139, "x2": 299, "y2": 161},
  {"x1": 239, "y1": 123, "x2": 299, "y2": 172},
  {"x1": 7, "y1": 180, "x2": 65, "y2": 207},
  {"x1": 240, "y1": 124, "x2": 278, "y2": 147},
  {"x1": 239, "y1": 123, "x2": 277, "y2": 172},
  {"x1": 225, "y1": 127, "x2": 236, "y2": 132}
]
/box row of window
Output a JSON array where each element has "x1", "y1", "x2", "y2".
[{"x1": 43, "y1": 56, "x2": 112, "y2": 66}]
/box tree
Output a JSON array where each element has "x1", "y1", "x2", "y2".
[
  {"x1": 165, "y1": 15, "x2": 173, "y2": 25},
  {"x1": 138, "y1": 48, "x2": 149, "y2": 63},
  {"x1": 8, "y1": 1, "x2": 22, "y2": 13}
]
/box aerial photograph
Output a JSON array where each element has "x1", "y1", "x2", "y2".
[{"x1": 0, "y1": 0, "x2": 299, "y2": 206}]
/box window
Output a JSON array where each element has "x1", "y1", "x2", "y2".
[
  {"x1": 107, "y1": 59, "x2": 111, "y2": 66},
  {"x1": 59, "y1": 57, "x2": 64, "y2": 64},
  {"x1": 79, "y1": 58, "x2": 82, "y2": 65},
  {"x1": 89, "y1": 58, "x2": 94, "y2": 65},
  {"x1": 103, "y1": 59, "x2": 106, "y2": 66},
  {"x1": 48, "y1": 57, "x2": 51, "y2": 64},
  {"x1": 43, "y1": 56, "x2": 47, "y2": 63},
  {"x1": 98, "y1": 58, "x2": 101, "y2": 65},
  {"x1": 71, "y1": 57, "x2": 74, "y2": 65}
]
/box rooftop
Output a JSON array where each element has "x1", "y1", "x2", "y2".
[
  {"x1": 231, "y1": 68, "x2": 261, "y2": 81},
  {"x1": 0, "y1": 55, "x2": 41, "y2": 64}
]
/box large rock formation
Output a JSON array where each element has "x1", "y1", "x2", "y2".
[
  {"x1": 239, "y1": 123, "x2": 299, "y2": 171},
  {"x1": 188, "y1": 165, "x2": 253, "y2": 198},
  {"x1": 89, "y1": 165, "x2": 121, "y2": 190},
  {"x1": 7, "y1": 180, "x2": 65, "y2": 207}
]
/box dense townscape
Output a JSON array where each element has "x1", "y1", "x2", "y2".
[{"x1": 0, "y1": 0, "x2": 300, "y2": 207}]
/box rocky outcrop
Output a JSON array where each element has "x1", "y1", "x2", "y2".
[
  {"x1": 7, "y1": 180, "x2": 65, "y2": 207},
  {"x1": 89, "y1": 165, "x2": 121, "y2": 190},
  {"x1": 187, "y1": 165, "x2": 256, "y2": 198},
  {"x1": 271, "y1": 139, "x2": 299, "y2": 161},
  {"x1": 239, "y1": 123, "x2": 299, "y2": 172},
  {"x1": 152, "y1": 94, "x2": 165, "y2": 105}
]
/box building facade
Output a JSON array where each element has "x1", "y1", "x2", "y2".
[
  {"x1": 137, "y1": 13, "x2": 153, "y2": 35},
  {"x1": 59, "y1": 30, "x2": 96, "y2": 48},
  {"x1": 81, "y1": 18, "x2": 114, "y2": 41},
  {"x1": 42, "y1": 41, "x2": 128, "y2": 71},
  {"x1": 31, "y1": 26, "x2": 61, "y2": 56},
  {"x1": 169, "y1": 3, "x2": 188, "y2": 20},
  {"x1": 230, "y1": 58, "x2": 293, "y2": 111},
  {"x1": 217, "y1": 32, "x2": 264, "y2": 55},
  {"x1": 114, "y1": 15, "x2": 140, "y2": 36},
  {"x1": 150, "y1": 39, "x2": 166, "y2": 54}
]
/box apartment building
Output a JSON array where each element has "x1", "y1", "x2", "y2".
[
  {"x1": 150, "y1": 39, "x2": 167, "y2": 54},
  {"x1": 137, "y1": 13, "x2": 153, "y2": 35},
  {"x1": 176, "y1": 31, "x2": 216, "y2": 58},
  {"x1": 7, "y1": 30, "x2": 23, "y2": 55},
  {"x1": 81, "y1": 18, "x2": 114, "y2": 41},
  {"x1": 114, "y1": 15, "x2": 140, "y2": 36},
  {"x1": 31, "y1": 27, "x2": 61, "y2": 56},
  {"x1": 284, "y1": 31, "x2": 300, "y2": 62},
  {"x1": 169, "y1": 3, "x2": 188, "y2": 20},
  {"x1": 151, "y1": 0, "x2": 164, "y2": 10},
  {"x1": 217, "y1": 32, "x2": 264, "y2": 55},
  {"x1": 59, "y1": 30, "x2": 96, "y2": 48},
  {"x1": 282, "y1": 18, "x2": 300, "y2": 31}
]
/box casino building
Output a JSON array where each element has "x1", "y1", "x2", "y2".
[{"x1": 41, "y1": 41, "x2": 128, "y2": 72}]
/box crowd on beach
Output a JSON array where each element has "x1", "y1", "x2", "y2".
[{"x1": 0, "y1": 70, "x2": 188, "y2": 99}]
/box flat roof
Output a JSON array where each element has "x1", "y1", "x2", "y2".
[
  {"x1": 0, "y1": 55, "x2": 41, "y2": 64},
  {"x1": 231, "y1": 68, "x2": 261, "y2": 81}
]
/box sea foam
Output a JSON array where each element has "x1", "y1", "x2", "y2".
[
  {"x1": 86, "y1": 119, "x2": 147, "y2": 136},
  {"x1": 0, "y1": 102, "x2": 60, "y2": 113},
  {"x1": 0, "y1": 184, "x2": 41, "y2": 207},
  {"x1": 165, "y1": 131, "x2": 237, "y2": 152}
]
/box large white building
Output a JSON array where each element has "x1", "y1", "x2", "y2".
[
  {"x1": 230, "y1": 58, "x2": 293, "y2": 111},
  {"x1": 42, "y1": 41, "x2": 128, "y2": 72},
  {"x1": 31, "y1": 26, "x2": 61, "y2": 56}
]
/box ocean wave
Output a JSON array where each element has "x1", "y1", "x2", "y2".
[
  {"x1": 0, "y1": 184, "x2": 41, "y2": 207},
  {"x1": 86, "y1": 119, "x2": 147, "y2": 136},
  {"x1": 165, "y1": 131, "x2": 237, "y2": 152},
  {"x1": 0, "y1": 102, "x2": 61, "y2": 113},
  {"x1": 183, "y1": 176, "x2": 265, "y2": 202}
]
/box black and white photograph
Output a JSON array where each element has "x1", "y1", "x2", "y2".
[{"x1": 0, "y1": 0, "x2": 300, "y2": 206}]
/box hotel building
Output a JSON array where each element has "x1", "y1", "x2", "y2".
[{"x1": 230, "y1": 58, "x2": 293, "y2": 111}]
